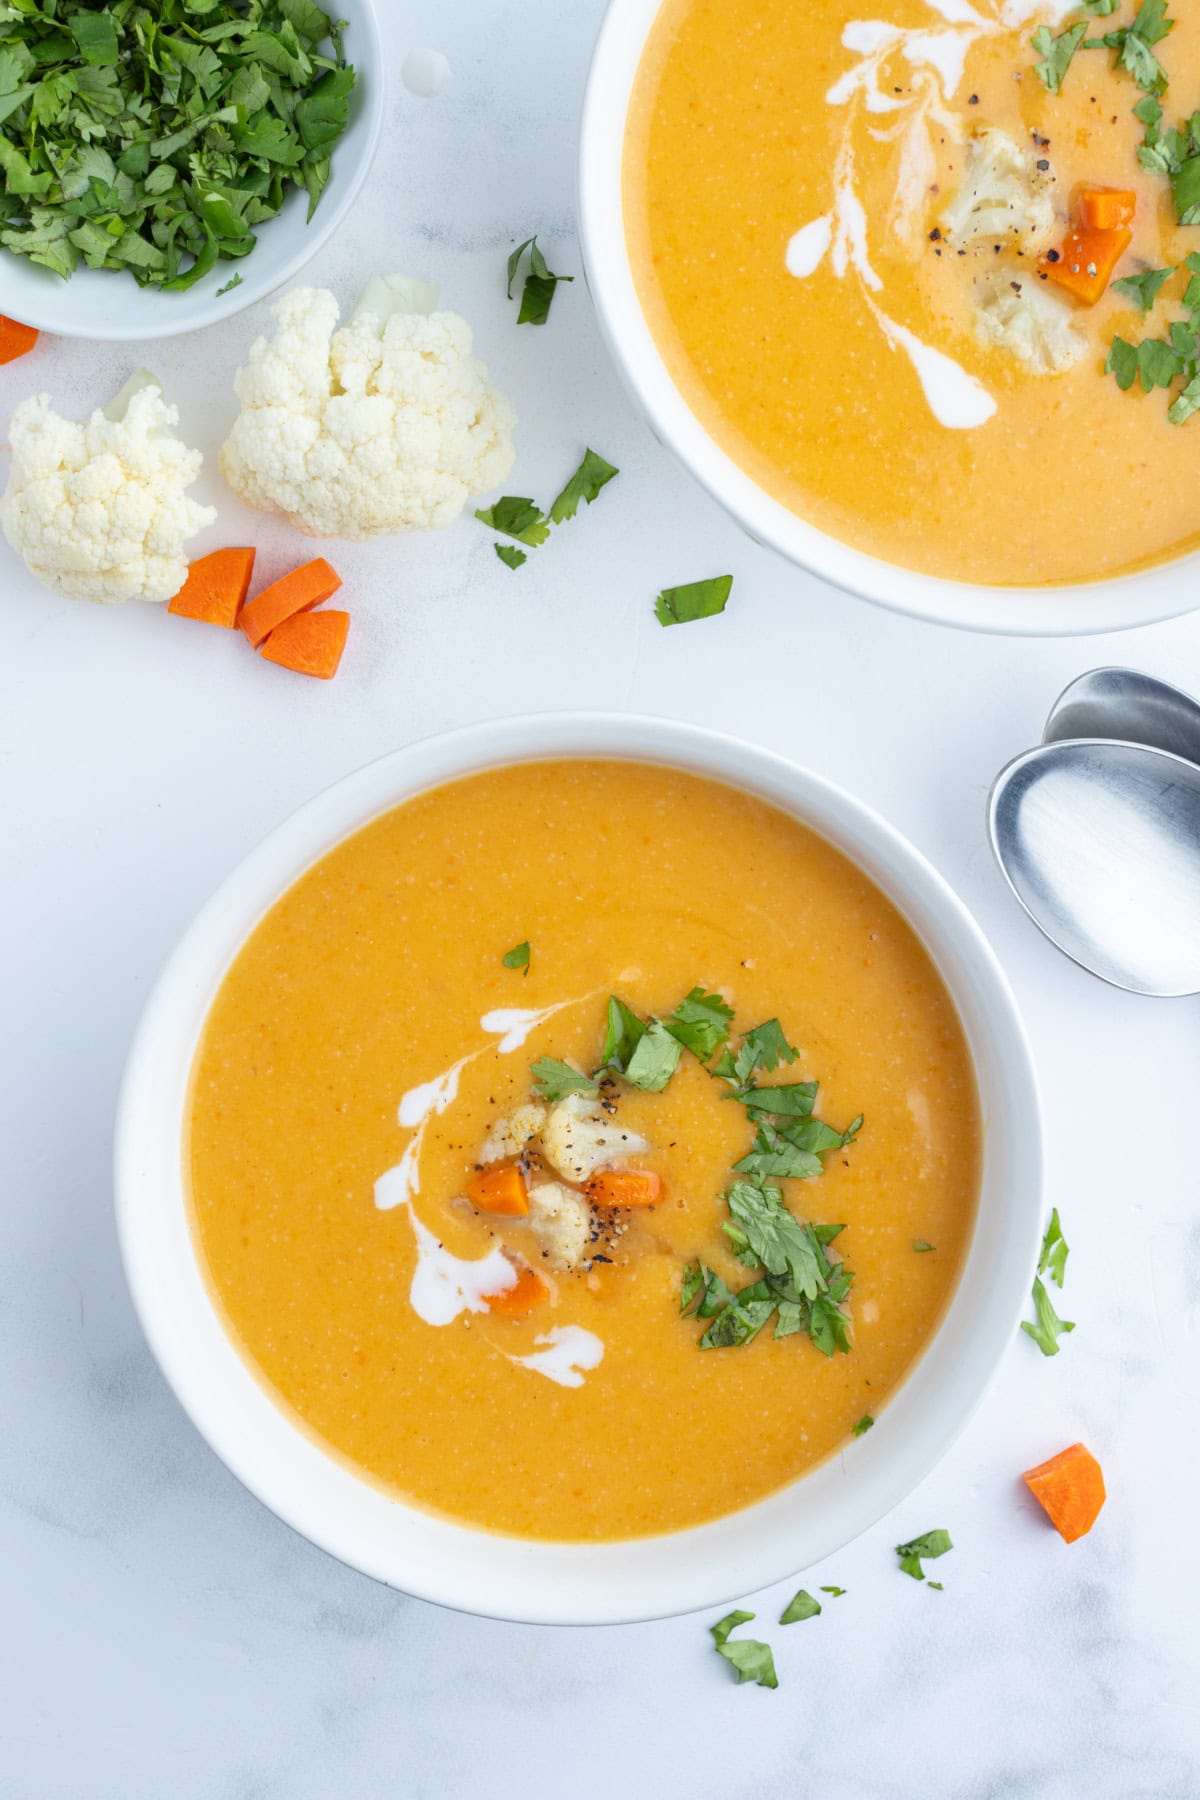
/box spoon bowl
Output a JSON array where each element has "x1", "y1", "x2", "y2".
[
  {"x1": 988, "y1": 738, "x2": 1200, "y2": 997},
  {"x1": 1045, "y1": 668, "x2": 1200, "y2": 767}
]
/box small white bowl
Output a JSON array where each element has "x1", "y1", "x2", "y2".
[
  {"x1": 0, "y1": 0, "x2": 383, "y2": 342},
  {"x1": 116, "y1": 716, "x2": 1042, "y2": 1624},
  {"x1": 578, "y1": 0, "x2": 1200, "y2": 637}
]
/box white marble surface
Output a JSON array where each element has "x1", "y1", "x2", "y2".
[{"x1": 2, "y1": 2, "x2": 1199, "y2": 1794}]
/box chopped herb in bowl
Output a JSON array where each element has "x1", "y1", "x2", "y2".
[{"x1": 0, "y1": 0, "x2": 357, "y2": 290}]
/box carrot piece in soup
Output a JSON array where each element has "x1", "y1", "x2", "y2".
[
  {"x1": 1039, "y1": 226, "x2": 1132, "y2": 306},
  {"x1": 168, "y1": 547, "x2": 257, "y2": 627},
  {"x1": 467, "y1": 1163, "x2": 530, "y2": 1217},
  {"x1": 1022, "y1": 1442, "x2": 1106, "y2": 1543},
  {"x1": 1078, "y1": 186, "x2": 1136, "y2": 232},
  {"x1": 260, "y1": 609, "x2": 350, "y2": 680},
  {"x1": 0, "y1": 316, "x2": 38, "y2": 362},
  {"x1": 586, "y1": 1168, "x2": 662, "y2": 1209},
  {"x1": 485, "y1": 1264, "x2": 550, "y2": 1316},
  {"x1": 239, "y1": 557, "x2": 342, "y2": 648}
]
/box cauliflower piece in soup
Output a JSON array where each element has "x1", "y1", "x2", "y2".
[
  {"x1": 528, "y1": 1181, "x2": 593, "y2": 1272},
  {"x1": 480, "y1": 1101, "x2": 548, "y2": 1164},
  {"x1": 940, "y1": 129, "x2": 1056, "y2": 253},
  {"x1": 974, "y1": 270, "x2": 1084, "y2": 374},
  {"x1": 0, "y1": 384, "x2": 215, "y2": 604},
  {"x1": 540, "y1": 1093, "x2": 651, "y2": 1184},
  {"x1": 219, "y1": 279, "x2": 516, "y2": 539}
]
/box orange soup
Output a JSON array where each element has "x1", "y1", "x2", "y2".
[
  {"x1": 187, "y1": 761, "x2": 980, "y2": 1541},
  {"x1": 626, "y1": 0, "x2": 1200, "y2": 585}
]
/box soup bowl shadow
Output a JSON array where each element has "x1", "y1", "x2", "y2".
[
  {"x1": 115, "y1": 713, "x2": 1042, "y2": 1624},
  {"x1": 578, "y1": 0, "x2": 1200, "y2": 638}
]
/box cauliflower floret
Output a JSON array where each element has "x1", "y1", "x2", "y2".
[
  {"x1": 480, "y1": 1102, "x2": 548, "y2": 1165},
  {"x1": 0, "y1": 385, "x2": 215, "y2": 604},
  {"x1": 528, "y1": 1181, "x2": 593, "y2": 1273},
  {"x1": 219, "y1": 278, "x2": 516, "y2": 539},
  {"x1": 540, "y1": 1093, "x2": 651, "y2": 1185},
  {"x1": 974, "y1": 270, "x2": 1084, "y2": 374},
  {"x1": 940, "y1": 129, "x2": 1056, "y2": 252}
]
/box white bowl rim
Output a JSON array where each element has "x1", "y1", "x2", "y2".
[
  {"x1": 578, "y1": 0, "x2": 1200, "y2": 638},
  {"x1": 0, "y1": 0, "x2": 384, "y2": 342},
  {"x1": 115, "y1": 712, "x2": 1043, "y2": 1624}
]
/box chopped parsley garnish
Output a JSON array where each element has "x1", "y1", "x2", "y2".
[
  {"x1": 1111, "y1": 266, "x2": 1174, "y2": 310},
  {"x1": 1033, "y1": 0, "x2": 1173, "y2": 97},
  {"x1": 529, "y1": 1058, "x2": 598, "y2": 1102},
  {"x1": 623, "y1": 1018, "x2": 683, "y2": 1092},
  {"x1": 0, "y1": 0, "x2": 355, "y2": 288},
  {"x1": 912, "y1": 1238, "x2": 935, "y2": 1253},
  {"x1": 474, "y1": 497, "x2": 551, "y2": 547},
  {"x1": 710, "y1": 1611, "x2": 779, "y2": 1688},
  {"x1": 682, "y1": 1185, "x2": 853, "y2": 1356},
  {"x1": 599, "y1": 995, "x2": 646, "y2": 1071},
  {"x1": 549, "y1": 448, "x2": 618, "y2": 523},
  {"x1": 665, "y1": 987, "x2": 734, "y2": 1061},
  {"x1": 479, "y1": 449, "x2": 617, "y2": 566},
  {"x1": 1038, "y1": 1208, "x2": 1070, "y2": 1288},
  {"x1": 1106, "y1": 255, "x2": 1200, "y2": 422},
  {"x1": 1022, "y1": 1275, "x2": 1076, "y2": 1356},
  {"x1": 1087, "y1": 0, "x2": 1174, "y2": 96},
  {"x1": 654, "y1": 574, "x2": 733, "y2": 627},
  {"x1": 896, "y1": 1529, "x2": 953, "y2": 1581},
  {"x1": 928, "y1": 1581, "x2": 945, "y2": 1592},
  {"x1": 506, "y1": 235, "x2": 573, "y2": 325},
  {"x1": 501, "y1": 941, "x2": 530, "y2": 971},
  {"x1": 820, "y1": 1585, "x2": 847, "y2": 1597},
  {"x1": 1032, "y1": 20, "x2": 1089, "y2": 92},
  {"x1": 852, "y1": 1414, "x2": 874, "y2": 1435},
  {"x1": 779, "y1": 1589, "x2": 821, "y2": 1624}
]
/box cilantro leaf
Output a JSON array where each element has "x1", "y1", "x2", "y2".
[
  {"x1": 623, "y1": 1018, "x2": 683, "y2": 1091},
  {"x1": 548, "y1": 448, "x2": 619, "y2": 524},
  {"x1": 501, "y1": 941, "x2": 530, "y2": 971},
  {"x1": 741, "y1": 1082, "x2": 819, "y2": 1120},
  {"x1": 711, "y1": 1612, "x2": 779, "y2": 1688},
  {"x1": 852, "y1": 1414, "x2": 874, "y2": 1435},
  {"x1": 779, "y1": 1589, "x2": 821, "y2": 1624},
  {"x1": 1168, "y1": 370, "x2": 1200, "y2": 422},
  {"x1": 1106, "y1": 335, "x2": 1141, "y2": 390},
  {"x1": 736, "y1": 1019, "x2": 800, "y2": 1075},
  {"x1": 654, "y1": 575, "x2": 733, "y2": 627},
  {"x1": 1172, "y1": 155, "x2": 1200, "y2": 225},
  {"x1": 665, "y1": 987, "x2": 734, "y2": 1060},
  {"x1": 529, "y1": 1058, "x2": 599, "y2": 1102},
  {"x1": 1021, "y1": 1275, "x2": 1076, "y2": 1356},
  {"x1": 599, "y1": 996, "x2": 646, "y2": 1071},
  {"x1": 0, "y1": 2, "x2": 356, "y2": 288},
  {"x1": 733, "y1": 1123, "x2": 824, "y2": 1182},
  {"x1": 699, "y1": 1285, "x2": 778, "y2": 1347},
  {"x1": 1037, "y1": 1208, "x2": 1069, "y2": 1288},
  {"x1": 474, "y1": 497, "x2": 551, "y2": 548},
  {"x1": 725, "y1": 1180, "x2": 828, "y2": 1299},
  {"x1": 507, "y1": 235, "x2": 574, "y2": 325},
  {"x1": 895, "y1": 1529, "x2": 953, "y2": 1581},
  {"x1": 1032, "y1": 20, "x2": 1088, "y2": 93},
  {"x1": 494, "y1": 543, "x2": 527, "y2": 570},
  {"x1": 681, "y1": 1262, "x2": 736, "y2": 1318},
  {"x1": 1111, "y1": 266, "x2": 1174, "y2": 310}
]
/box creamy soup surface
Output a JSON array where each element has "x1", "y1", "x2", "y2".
[
  {"x1": 625, "y1": 0, "x2": 1200, "y2": 586},
  {"x1": 188, "y1": 761, "x2": 980, "y2": 1541}
]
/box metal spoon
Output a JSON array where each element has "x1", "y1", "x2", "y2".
[
  {"x1": 988, "y1": 738, "x2": 1200, "y2": 997},
  {"x1": 1044, "y1": 667, "x2": 1200, "y2": 767}
]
